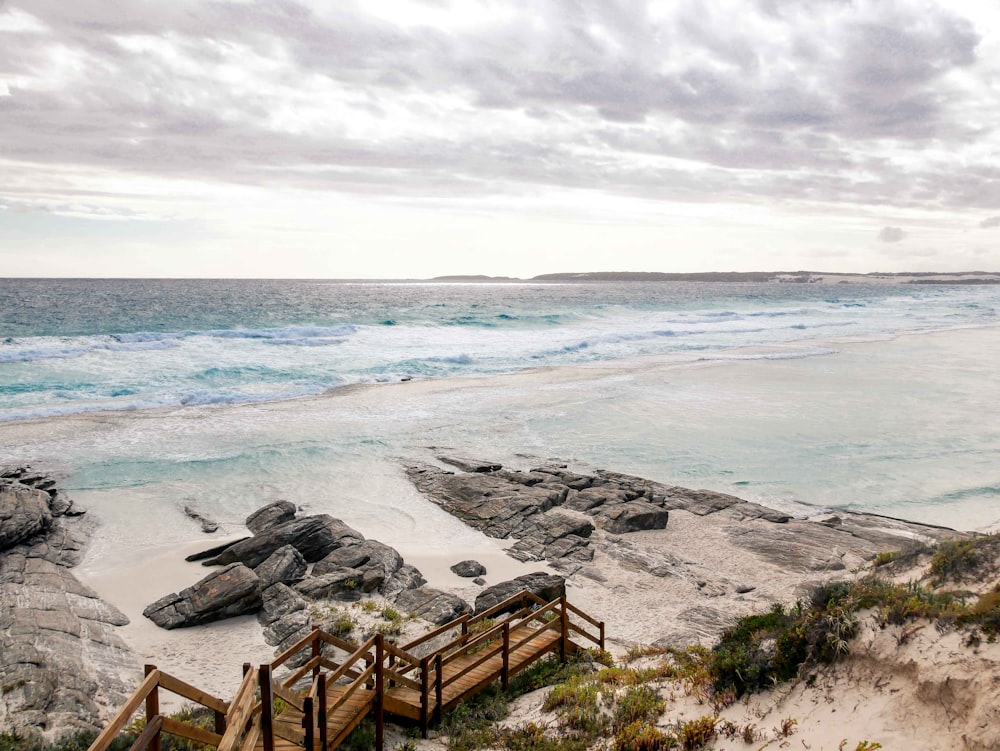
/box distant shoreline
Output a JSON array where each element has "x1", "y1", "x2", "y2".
[{"x1": 432, "y1": 270, "x2": 1000, "y2": 284}]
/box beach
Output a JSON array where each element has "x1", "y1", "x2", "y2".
[{"x1": 0, "y1": 322, "x2": 996, "y2": 705}]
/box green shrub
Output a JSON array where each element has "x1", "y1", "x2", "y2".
[
  {"x1": 613, "y1": 720, "x2": 676, "y2": 751},
  {"x1": 675, "y1": 715, "x2": 717, "y2": 750},
  {"x1": 613, "y1": 686, "x2": 664, "y2": 729}
]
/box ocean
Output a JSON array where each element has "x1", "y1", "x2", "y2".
[{"x1": 0, "y1": 278, "x2": 998, "y2": 569}]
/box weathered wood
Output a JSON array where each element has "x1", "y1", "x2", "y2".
[
  {"x1": 87, "y1": 668, "x2": 161, "y2": 751},
  {"x1": 271, "y1": 627, "x2": 321, "y2": 670},
  {"x1": 157, "y1": 672, "x2": 229, "y2": 715},
  {"x1": 160, "y1": 716, "x2": 224, "y2": 748},
  {"x1": 375, "y1": 636, "x2": 385, "y2": 751},
  {"x1": 318, "y1": 674, "x2": 328, "y2": 751},
  {"x1": 144, "y1": 666, "x2": 161, "y2": 751},
  {"x1": 259, "y1": 665, "x2": 275, "y2": 751},
  {"x1": 128, "y1": 714, "x2": 163, "y2": 751}
]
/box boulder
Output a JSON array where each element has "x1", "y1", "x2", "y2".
[
  {"x1": 382, "y1": 564, "x2": 427, "y2": 600},
  {"x1": 474, "y1": 572, "x2": 565, "y2": 615},
  {"x1": 0, "y1": 484, "x2": 53, "y2": 551},
  {"x1": 259, "y1": 582, "x2": 307, "y2": 627},
  {"x1": 450, "y1": 560, "x2": 487, "y2": 578},
  {"x1": 143, "y1": 563, "x2": 262, "y2": 629},
  {"x1": 313, "y1": 539, "x2": 404, "y2": 592},
  {"x1": 246, "y1": 500, "x2": 297, "y2": 534},
  {"x1": 598, "y1": 501, "x2": 669, "y2": 534},
  {"x1": 209, "y1": 515, "x2": 363, "y2": 568},
  {"x1": 295, "y1": 569, "x2": 365, "y2": 600},
  {"x1": 396, "y1": 587, "x2": 470, "y2": 625},
  {"x1": 254, "y1": 545, "x2": 307, "y2": 588}
]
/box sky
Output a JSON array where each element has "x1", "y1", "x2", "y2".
[{"x1": 1, "y1": 0, "x2": 999, "y2": 279}]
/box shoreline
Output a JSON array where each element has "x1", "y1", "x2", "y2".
[{"x1": 1, "y1": 320, "x2": 998, "y2": 431}]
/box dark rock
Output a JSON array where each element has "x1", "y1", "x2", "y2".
[
  {"x1": 185, "y1": 537, "x2": 250, "y2": 562},
  {"x1": 295, "y1": 569, "x2": 365, "y2": 600},
  {"x1": 472, "y1": 577, "x2": 486, "y2": 586},
  {"x1": 396, "y1": 587, "x2": 470, "y2": 625},
  {"x1": 598, "y1": 501, "x2": 669, "y2": 534},
  {"x1": 437, "y1": 456, "x2": 503, "y2": 473},
  {"x1": 259, "y1": 583, "x2": 307, "y2": 627},
  {"x1": 210, "y1": 514, "x2": 363, "y2": 568},
  {"x1": 404, "y1": 463, "x2": 562, "y2": 539},
  {"x1": 254, "y1": 545, "x2": 307, "y2": 588},
  {"x1": 735, "y1": 584, "x2": 756, "y2": 594},
  {"x1": 263, "y1": 609, "x2": 311, "y2": 647},
  {"x1": 474, "y1": 572, "x2": 565, "y2": 615},
  {"x1": 382, "y1": 564, "x2": 427, "y2": 600},
  {"x1": 143, "y1": 563, "x2": 262, "y2": 629},
  {"x1": 183, "y1": 505, "x2": 219, "y2": 534},
  {"x1": 535, "y1": 510, "x2": 594, "y2": 544},
  {"x1": 450, "y1": 560, "x2": 487, "y2": 577},
  {"x1": 313, "y1": 540, "x2": 404, "y2": 593},
  {"x1": 544, "y1": 535, "x2": 594, "y2": 561},
  {"x1": 246, "y1": 500, "x2": 297, "y2": 534},
  {"x1": 0, "y1": 484, "x2": 53, "y2": 551}
]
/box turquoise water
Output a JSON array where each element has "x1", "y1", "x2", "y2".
[
  {"x1": 1, "y1": 279, "x2": 997, "y2": 422},
  {"x1": 0, "y1": 279, "x2": 997, "y2": 559}
]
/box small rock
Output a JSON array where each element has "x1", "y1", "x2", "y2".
[
  {"x1": 450, "y1": 560, "x2": 487, "y2": 578},
  {"x1": 472, "y1": 577, "x2": 486, "y2": 586}
]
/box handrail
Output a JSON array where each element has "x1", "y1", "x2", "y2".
[
  {"x1": 400, "y1": 613, "x2": 470, "y2": 651},
  {"x1": 94, "y1": 595, "x2": 603, "y2": 751},
  {"x1": 88, "y1": 667, "x2": 231, "y2": 751},
  {"x1": 564, "y1": 599, "x2": 602, "y2": 629}
]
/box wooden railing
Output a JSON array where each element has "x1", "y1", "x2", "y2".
[
  {"x1": 89, "y1": 589, "x2": 604, "y2": 751},
  {"x1": 87, "y1": 666, "x2": 229, "y2": 751}
]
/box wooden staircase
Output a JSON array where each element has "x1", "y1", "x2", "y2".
[{"x1": 87, "y1": 591, "x2": 604, "y2": 751}]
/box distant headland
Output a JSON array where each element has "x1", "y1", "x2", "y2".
[{"x1": 431, "y1": 270, "x2": 1000, "y2": 284}]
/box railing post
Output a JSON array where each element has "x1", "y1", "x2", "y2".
[
  {"x1": 214, "y1": 706, "x2": 226, "y2": 737},
  {"x1": 143, "y1": 665, "x2": 161, "y2": 751},
  {"x1": 260, "y1": 664, "x2": 275, "y2": 751},
  {"x1": 419, "y1": 655, "x2": 430, "y2": 738},
  {"x1": 318, "y1": 673, "x2": 328, "y2": 751},
  {"x1": 599, "y1": 621, "x2": 605, "y2": 652},
  {"x1": 375, "y1": 635, "x2": 385, "y2": 751},
  {"x1": 303, "y1": 696, "x2": 314, "y2": 751},
  {"x1": 312, "y1": 627, "x2": 321, "y2": 680},
  {"x1": 560, "y1": 596, "x2": 568, "y2": 662},
  {"x1": 461, "y1": 614, "x2": 468, "y2": 639},
  {"x1": 434, "y1": 654, "x2": 443, "y2": 724},
  {"x1": 501, "y1": 622, "x2": 510, "y2": 691}
]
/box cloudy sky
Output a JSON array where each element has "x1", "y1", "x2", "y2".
[{"x1": 2, "y1": 0, "x2": 999, "y2": 278}]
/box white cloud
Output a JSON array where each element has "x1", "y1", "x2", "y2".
[{"x1": 877, "y1": 226, "x2": 907, "y2": 243}]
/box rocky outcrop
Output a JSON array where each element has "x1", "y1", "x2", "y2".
[
  {"x1": 246, "y1": 500, "x2": 297, "y2": 534},
  {"x1": 0, "y1": 468, "x2": 136, "y2": 741},
  {"x1": 254, "y1": 545, "x2": 307, "y2": 588},
  {"x1": 396, "y1": 587, "x2": 471, "y2": 625},
  {"x1": 143, "y1": 563, "x2": 263, "y2": 629},
  {"x1": 207, "y1": 515, "x2": 363, "y2": 568}
]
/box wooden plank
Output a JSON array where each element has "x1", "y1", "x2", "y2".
[
  {"x1": 158, "y1": 673, "x2": 229, "y2": 715},
  {"x1": 281, "y1": 655, "x2": 322, "y2": 688},
  {"x1": 87, "y1": 669, "x2": 161, "y2": 751},
  {"x1": 270, "y1": 681, "x2": 305, "y2": 713},
  {"x1": 160, "y1": 716, "x2": 223, "y2": 748},
  {"x1": 383, "y1": 667, "x2": 421, "y2": 692},
  {"x1": 271, "y1": 628, "x2": 319, "y2": 670},
  {"x1": 237, "y1": 715, "x2": 261, "y2": 751},
  {"x1": 127, "y1": 714, "x2": 163, "y2": 751},
  {"x1": 564, "y1": 600, "x2": 602, "y2": 628}
]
